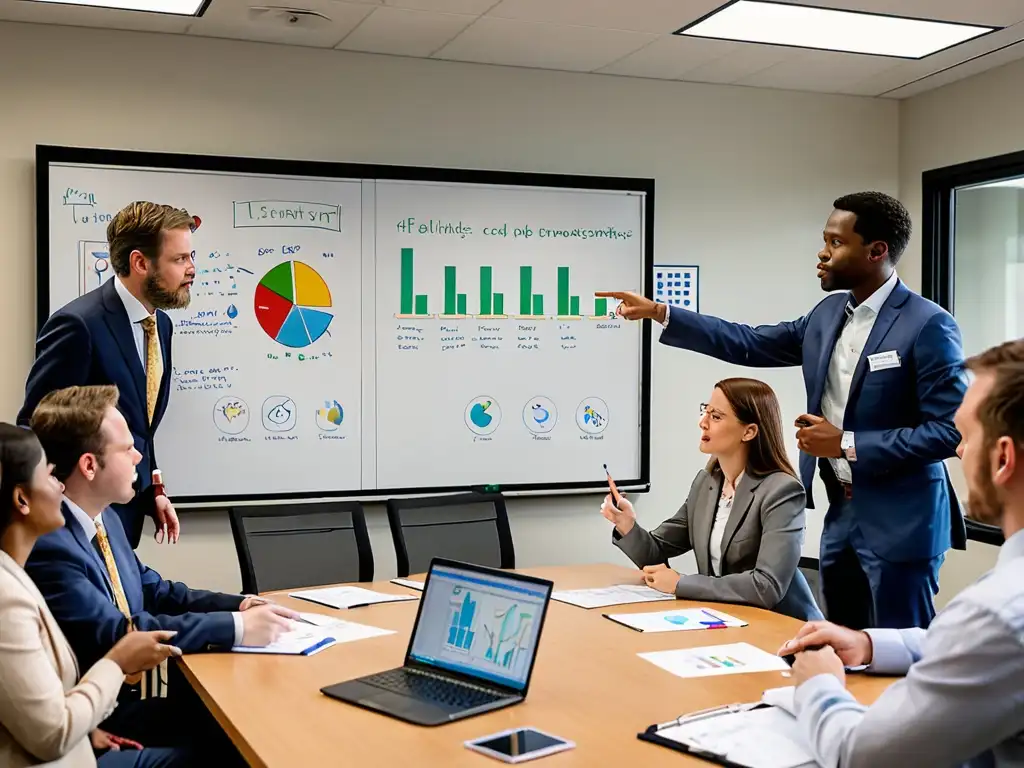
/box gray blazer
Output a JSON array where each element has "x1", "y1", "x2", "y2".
[{"x1": 614, "y1": 469, "x2": 823, "y2": 621}]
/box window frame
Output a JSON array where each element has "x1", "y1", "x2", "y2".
[{"x1": 921, "y1": 149, "x2": 1024, "y2": 548}]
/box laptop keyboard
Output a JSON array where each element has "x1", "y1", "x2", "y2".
[{"x1": 364, "y1": 668, "x2": 506, "y2": 709}]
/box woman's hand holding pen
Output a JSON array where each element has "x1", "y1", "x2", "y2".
[{"x1": 600, "y1": 493, "x2": 636, "y2": 537}]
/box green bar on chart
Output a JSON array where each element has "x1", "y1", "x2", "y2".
[
  {"x1": 444, "y1": 266, "x2": 457, "y2": 315},
  {"x1": 520, "y1": 266, "x2": 532, "y2": 315},
  {"x1": 457, "y1": 293, "x2": 467, "y2": 316},
  {"x1": 532, "y1": 294, "x2": 543, "y2": 316},
  {"x1": 415, "y1": 294, "x2": 428, "y2": 315},
  {"x1": 400, "y1": 248, "x2": 414, "y2": 315},
  {"x1": 558, "y1": 266, "x2": 570, "y2": 316},
  {"x1": 570, "y1": 296, "x2": 580, "y2": 316},
  {"x1": 480, "y1": 266, "x2": 492, "y2": 315},
  {"x1": 595, "y1": 297, "x2": 608, "y2": 317},
  {"x1": 493, "y1": 293, "x2": 504, "y2": 315}
]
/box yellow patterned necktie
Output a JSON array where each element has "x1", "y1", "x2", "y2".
[
  {"x1": 140, "y1": 316, "x2": 162, "y2": 424},
  {"x1": 94, "y1": 518, "x2": 166, "y2": 698}
]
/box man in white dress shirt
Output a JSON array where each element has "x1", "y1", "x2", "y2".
[
  {"x1": 20, "y1": 201, "x2": 197, "y2": 548},
  {"x1": 599, "y1": 192, "x2": 968, "y2": 629},
  {"x1": 781, "y1": 338, "x2": 1024, "y2": 768}
]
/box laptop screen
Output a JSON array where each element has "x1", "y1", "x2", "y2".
[{"x1": 408, "y1": 564, "x2": 551, "y2": 691}]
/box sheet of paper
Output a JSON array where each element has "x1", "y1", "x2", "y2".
[
  {"x1": 761, "y1": 686, "x2": 798, "y2": 717},
  {"x1": 660, "y1": 706, "x2": 818, "y2": 768},
  {"x1": 551, "y1": 584, "x2": 675, "y2": 609},
  {"x1": 639, "y1": 642, "x2": 790, "y2": 679},
  {"x1": 288, "y1": 586, "x2": 418, "y2": 610},
  {"x1": 232, "y1": 624, "x2": 338, "y2": 655},
  {"x1": 390, "y1": 578, "x2": 424, "y2": 591},
  {"x1": 605, "y1": 607, "x2": 747, "y2": 632}
]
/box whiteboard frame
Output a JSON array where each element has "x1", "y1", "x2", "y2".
[{"x1": 34, "y1": 144, "x2": 654, "y2": 504}]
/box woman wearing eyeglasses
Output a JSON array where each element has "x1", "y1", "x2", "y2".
[{"x1": 602, "y1": 378, "x2": 822, "y2": 620}]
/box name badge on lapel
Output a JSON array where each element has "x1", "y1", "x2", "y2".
[{"x1": 868, "y1": 350, "x2": 901, "y2": 372}]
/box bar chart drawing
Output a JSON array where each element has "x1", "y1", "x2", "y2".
[
  {"x1": 393, "y1": 248, "x2": 621, "y2": 321},
  {"x1": 446, "y1": 588, "x2": 477, "y2": 654}
]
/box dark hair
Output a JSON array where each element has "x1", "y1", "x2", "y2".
[
  {"x1": 833, "y1": 191, "x2": 911, "y2": 265},
  {"x1": 30, "y1": 385, "x2": 120, "y2": 482},
  {"x1": 0, "y1": 424, "x2": 45, "y2": 539},
  {"x1": 966, "y1": 339, "x2": 1024, "y2": 454},
  {"x1": 706, "y1": 378, "x2": 797, "y2": 479}
]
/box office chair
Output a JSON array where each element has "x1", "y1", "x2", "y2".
[
  {"x1": 798, "y1": 556, "x2": 821, "y2": 605},
  {"x1": 386, "y1": 491, "x2": 514, "y2": 577},
  {"x1": 229, "y1": 501, "x2": 373, "y2": 594}
]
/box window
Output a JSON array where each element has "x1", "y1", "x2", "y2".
[{"x1": 922, "y1": 151, "x2": 1024, "y2": 547}]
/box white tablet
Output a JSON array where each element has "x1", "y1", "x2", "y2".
[{"x1": 464, "y1": 727, "x2": 575, "y2": 763}]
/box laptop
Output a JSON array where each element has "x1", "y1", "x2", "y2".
[{"x1": 320, "y1": 558, "x2": 554, "y2": 726}]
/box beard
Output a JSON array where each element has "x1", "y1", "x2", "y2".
[
  {"x1": 967, "y1": 459, "x2": 1003, "y2": 527},
  {"x1": 143, "y1": 271, "x2": 191, "y2": 310}
]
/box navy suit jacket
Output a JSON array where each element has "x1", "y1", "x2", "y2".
[
  {"x1": 18, "y1": 278, "x2": 173, "y2": 547},
  {"x1": 25, "y1": 503, "x2": 241, "y2": 674},
  {"x1": 660, "y1": 279, "x2": 967, "y2": 562}
]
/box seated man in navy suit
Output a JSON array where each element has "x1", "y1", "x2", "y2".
[
  {"x1": 25, "y1": 384, "x2": 296, "y2": 750},
  {"x1": 599, "y1": 192, "x2": 967, "y2": 630},
  {"x1": 19, "y1": 201, "x2": 198, "y2": 549}
]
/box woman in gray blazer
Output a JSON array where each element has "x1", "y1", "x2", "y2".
[{"x1": 603, "y1": 378, "x2": 823, "y2": 621}]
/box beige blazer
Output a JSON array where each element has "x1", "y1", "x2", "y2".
[{"x1": 0, "y1": 549, "x2": 124, "y2": 767}]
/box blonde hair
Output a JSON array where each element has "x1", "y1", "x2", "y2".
[{"x1": 107, "y1": 201, "x2": 195, "y2": 277}]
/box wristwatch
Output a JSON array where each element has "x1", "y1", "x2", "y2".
[{"x1": 841, "y1": 432, "x2": 857, "y2": 462}]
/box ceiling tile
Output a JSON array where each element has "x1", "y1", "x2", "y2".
[
  {"x1": 0, "y1": 0, "x2": 192, "y2": 32},
  {"x1": 188, "y1": 0, "x2": 374, "y2": 47},
  {"x1": 432, "y1": 16, "x2": 658, "y2": 72},
  {"x1": 337, "y1": 6, "x2": 474, "y2": 56},
  {"x1": 597, "y1": 35, "x2": 736, "y2": 79},
  {"x1": 883, "y1": 36, "x2": 1024, "y2": 97},
  {"x1": 736, "y1": 49, "x2": 903, "y2": 94},
  {"x1": 676, "y1": 42, "x2": 794, "y2": 83},
  {"x1": 383, "y1": 0, "x2": 495, "y2": 13},
  {"x1": 782, "y1": 0, "x2": 1024, "y2": 27},
  {"x1": 486, "y1": 0, "x2": 722, "y2": 34}
]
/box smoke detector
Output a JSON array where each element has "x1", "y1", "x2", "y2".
[{"x1": 248, "y1": 5, "x2": 331, "y2": 28}]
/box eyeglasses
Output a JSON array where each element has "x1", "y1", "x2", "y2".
[{"x1": 700, "y1": 403, "x2": 727, "y2": 421}]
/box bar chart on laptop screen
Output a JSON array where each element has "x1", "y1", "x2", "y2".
[{"x1": 443, "y1": 584, "x2": 541, "y2": 681}]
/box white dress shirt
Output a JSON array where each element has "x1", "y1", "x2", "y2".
[
  {"x1": 63, "y1": 496, "x2": 244, "y2": 645},
  {"x1": 708, "y1": 473, "x2": 742, "y2": 576},
  {"x1": 660, "y1": 271, "x2": 899, "y2": 485},
  {"x1": 795, "y1": 527, "x2": 1024, "y2": 767},
  {"x1": 113, "y1": 276, "x2": 161, "y2": 369},
  {"x1": 819, "y1": 270, "x2": 898, "y2": 484}
]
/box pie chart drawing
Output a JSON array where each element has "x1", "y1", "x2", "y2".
[{"x1": 254, "y1": 261, "x2": 333, "y2": 348}]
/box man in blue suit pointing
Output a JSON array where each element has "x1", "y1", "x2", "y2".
[{"x1": 599, "y1": 192, "x2": 967, "y2": 630}]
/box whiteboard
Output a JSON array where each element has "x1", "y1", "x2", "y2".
[{"x1": 37, "y1": 146, "x2": 653, "y2": 502}]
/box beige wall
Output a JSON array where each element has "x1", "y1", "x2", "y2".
[
  {"x1": 895, "y1": 59, "x2": 1024, "y2": 600},
  {"x1": 4, "y1": 20, "x2": 1001, "y2": 604}
]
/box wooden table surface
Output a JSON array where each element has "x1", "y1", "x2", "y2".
[{"x1": 178, "y1": 564, "x2": 896, "y2": 767}]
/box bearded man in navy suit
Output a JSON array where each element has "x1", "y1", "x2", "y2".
[{"x1": 19, "y1": 201, "x2": 199, "y2": 548}]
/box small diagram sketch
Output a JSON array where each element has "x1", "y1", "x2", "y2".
[
  {"x1": 576, "y1": 397, "x2": 609, "y2": 435},
  {"x1": 315, "y1": 399, "x2": 344, "y2": 432},
  {"x1": 212, "y1": 396, "x2": 250, "y2": 435},
  {"x1": 262, "y1": 395, "x2": 297, "y2": 432},
  {"x1": 522, "y1": 396, "x2": 557, "y2": 434},
  {"x1": 79, "y1": 241, "x2": 114, "y2": 297},
  {"x1": 654, "y1": 265, "x2": 699, "y2": 313}
]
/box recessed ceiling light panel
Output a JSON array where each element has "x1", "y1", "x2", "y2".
[
  {"x1": 675, "y1": 0, "x2": 998, "y2": 59},
  {"x1": 29, "y1": 0, "x2": 207, "y2": 15}
]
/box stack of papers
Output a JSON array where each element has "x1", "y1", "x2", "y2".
[
  {"x1": 639, "y1": 642, "x2": 791, "y2": 679},
  {"x1": 605, "y1": 607, "x2": 747, "y2": 633},
  {"x1": 389, "y1": 578, "x2": 424, "y2": 591},
  {"x1": 231, "y1": 613, "x2": 395, "y2": 655},
  {"x1": 287, "y1": 586, "x2": 419, "y2": 610},
  {"x1": 551, "y1": 584, "x2": 676, "y2": 609}
]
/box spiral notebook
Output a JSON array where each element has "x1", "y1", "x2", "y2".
[{"x1": 637, "y1": 687, "x2": 820, "y2": 768}]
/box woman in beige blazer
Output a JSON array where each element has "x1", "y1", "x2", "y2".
[
  {"x1": 0, "y1": 423, "x2": 190, "y2": 768},
  {"x1": 602, "y1": 378, "x2": 823, "y2": 621}
]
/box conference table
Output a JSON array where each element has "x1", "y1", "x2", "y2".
[{"x1": 178, "y1": 564, "x2": 897, "y2": 766}]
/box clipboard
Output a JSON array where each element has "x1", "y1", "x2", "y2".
[{"x1": 636, "y1": 698, "x2": 819, "y2": 768}]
